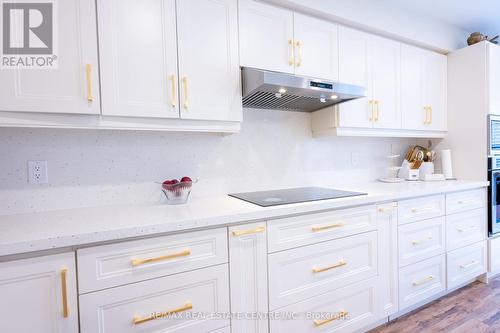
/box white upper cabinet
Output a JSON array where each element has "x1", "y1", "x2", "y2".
[
  {"x1": 0, "y1": 253, "x2": 79, "y2": 333},
  {"x1": 239, "y1": 0, "x2": 339, "y2": 81},
  {"x1": 370, "y1": 36, "x2": 401, "y2": 129},
  {"x1": 0, "y1": 0, "x2": 100, "y2": 115},
  {"x1": 238, "y1": 0, "x2": 294, "y2": 74},
  {"x1": 401, "y1": 44, "x2": 447, "y2": 131},
  {"x1": 98, "y1": 0, "x2": 241, "y2": 122},
  {"x1": 293, "y1": 14, "x2": 339, "y2": 80},
  {"x1": 336, "y1": 27, "x2": 372, "y2": 128},
  {"x1": 488, "y1": 43, "x2": 500, "y2": 114},
  {"x1": 97, "y1": 0, "x2": 179, "y2": 118},
  {"x1": 177, "y1": 0, "x2": 241, "y2": 121},
  {"x1": 337, "y1": 27, "x2": 400, "y2": 129}
]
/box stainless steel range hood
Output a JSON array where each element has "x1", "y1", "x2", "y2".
[{"x1": 242, "y1": 67, "x2": 365, "y2": 112}]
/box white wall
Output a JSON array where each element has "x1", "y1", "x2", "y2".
[
  {"x1": 0, "y1": 109, "x2": 414, "y2": 215},
  {"x1": 269, "y1": 0, "x2": 470, "y2": 52}
]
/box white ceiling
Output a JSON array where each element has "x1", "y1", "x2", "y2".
[{"x1": 383, "y1": 0, "x2": 500, "y2": 37}]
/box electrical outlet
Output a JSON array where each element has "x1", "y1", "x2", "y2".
[{"x1": 28, "y1": 160, "x2": 48, "y2": 184}]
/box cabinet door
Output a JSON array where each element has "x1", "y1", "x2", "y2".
[
  {"x1": 238, "y1": 0, "x2": 294, "y2": 74},
  {"x1": 337, "y1": 26, "x2": 373, "y2": 128},
  {"x1": 370, "y1": 36, "x2": 401, "y2": 129},
  {"x1": 229, "y1": 222, "x2": 269, "y2": 333},
  {"x1": 488, "y1": 43, "x2": 500, "y2": 115},
  {"x1": 401, "y1": 44, "x2": 426, "y2": 130},
  {"x1": 293, "y1": 14, "x2": 338, "y2": 81},
  {"x1": 97, "y1": 0, "x2": 179, "y2": 118},
  {"x1": 177, "y1": 0, "x2": 242, "y2": 121},
  {"x1": 377, "y1": 203, "x2": 399, "y2": 317},
  {"x1": 423, "y1": 50, "x2": 447, "y2": 131},
  {"x1": 0, "y1": 253, "x2": 78, "y2": 333},
  {"x1": 0, "y1": 0, "x2": 99, "y2": 115}
]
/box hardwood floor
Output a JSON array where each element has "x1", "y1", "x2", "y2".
[{"x1": 371, "y1": 276, "x2": 500, "y2": 333}]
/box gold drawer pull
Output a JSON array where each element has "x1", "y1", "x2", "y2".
[
  {"x1": 411, "y1": 206, "x2": 434, "y2": 213},
  {"x1": 313, "y1": 310, "x2": 349, "y2": 327},
  {"x1": 232, "y1": 226, "x2": 265, "y2": 237},
  {"x1": 368, "y1": 100, "x2": 374, "y2": 122},
  {"x1": 457, "y1": 226, "x2": 477, "y2": 233},
  {"x1": 61, "y1": 268, "x2": 69, "y2": 318},
  {"x1": 131, "y1": 248, "x2": 191, "y2": 267},
  {"x1": 411, "y1": 236, "x2": 432, "y2": 246},
  {"x1": 412, "y1": 275, "x2": 434, "y2": 286},
  {"x1": 86, "y1": 64, "x2": 94, "y2": 102},
  {"x1": 460, "y1": 260, "x2": 477, "y2": 269},
  {"x1": 133, "y1": 302, "x2": 193, "y2": 325},
  {"x1": 311, "y1": 222, "x2": 344, "y2": 232},
  {"x1": 312, "y1": 260, "x2": 347, "y2": 273},
  {"x1": 378, "y1": 203, "x2": 398, "y2": 213}
]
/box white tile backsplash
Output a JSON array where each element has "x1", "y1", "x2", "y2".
[{"x1": 0, "y1": 109, "x2": 414, "y2": 214}]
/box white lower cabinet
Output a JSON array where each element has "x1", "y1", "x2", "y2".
[
  {"x1": 79, "y1": 264, "x2": 230, "y2": 333},
  {"x1": 447, "y1": 241, "x2": 487, "y2": 289},
  {"x1": 269, "y1": 278, "x2": 379, "y2": 333},
  {"x1": 0, "y1": 252, "x2": 79, "y2": 333},
  {"x1": 399, "y1": 254, "x2": 446, "y2": 310},
  {"x1": 229, "y1": 222, "x2": 269, "y2": 333},
  {"x1": 446, "y1": 209, "x2": 486, "y2": 251}
]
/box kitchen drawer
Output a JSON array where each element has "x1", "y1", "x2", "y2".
[
  {"x1": 399, "y1": 254, "x2": 446, "y2": 310},
  {"x1": 79, "y1": 264, "x2": 230, "y2": 333},
  {"x1": 267, "y1": 205, "x2": 376, "y2": 253},
  {"x1": 77, "y1": 228, "x2": 228, "y2": 293},
  {"x1": 398, "y1": 195, "x2": 445, "y2": 225},
  {"x1": 446, "y1": 208, "x2": 486, "y2": 251},
  {"x1": 268, "y1": 231, "x2": 377, "y2": 310},
  {"x1": 398, "y1": 217, "x2": 445, "y2": 267},
  {"x1": 447, "y1": 241, "x2": 486, "y2": 289},
  {"x1": 446, "y1": 188, "x2": 485, "y2": 215},
  {"x1": 269, "y1": 278, "x2": 379, "y2": 333}
]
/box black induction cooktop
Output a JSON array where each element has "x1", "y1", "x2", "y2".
[{"x1": 228, "y1": 187, "x2": 367, "y2": 207}]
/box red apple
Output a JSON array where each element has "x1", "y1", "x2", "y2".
[{"x1": 181, "y1": 176, "x2": 192, "y2": 183}]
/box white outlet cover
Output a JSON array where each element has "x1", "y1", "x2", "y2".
[{"x1": 28, "y1": 160, "x2": 48, "y2": 184}]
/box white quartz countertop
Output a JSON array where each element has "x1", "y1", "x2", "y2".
[{"x1": 0, "y1": 180, "x2": 488, "y2": 257}]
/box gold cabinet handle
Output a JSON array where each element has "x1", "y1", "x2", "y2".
[
  {"x1": 288, "y1": 39, "x2": 295, "y2": 66},
  {"x1": 368, "y1": 100, "x2": 374, "y2": 121},
  {"x1": 312, "y1": 260, "x2": 347, "y2": 273},
  {"x1": 131, "y1": 248, "x2": 191, "y2": 267},
  {"x1": 412, "y1": 275, "x2": 434, "y2": 286},
  {"x1": 86, "y1": 64, "x2": 94, "y2": 102},
  {"x1": 232, "y1": 226, "x2": 266, "y2": 237},
  {"x1": 311, "y1": 222, "x2": 344, "y2": 232},
  {"x1": 182, "y1": 76, "x2": 188, "y2": 109},
  {"x1": 170, "y1": 75, "x2": 177, "y2": 107},
  {"x1": 411, "y1": 236, "x2": 432, "y2": 246},
  {"x1": 374, "y1": 100, "x2": 380, "y2": 121},
  {"x1": 428, "y1": 106, "x2": 433, "y2": 124},
  {"x1": 460, "y1": 260, "x2": 477, "y2": 269},
  {"x1": 423, "y1": 106, "x2": 430, "y2": 124},
  {"x1": 133, "y1": 302, "x2": 192, "y2": 325},
  {"x1": 313, "y1": 310, "x2": 349, "y2": 327},
  {"x1": 295, "y1": 40, "x2": 302, "y2": 67},
  {"x1": 61, "y1": 268, "x2": 69, "y2": 318}
]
